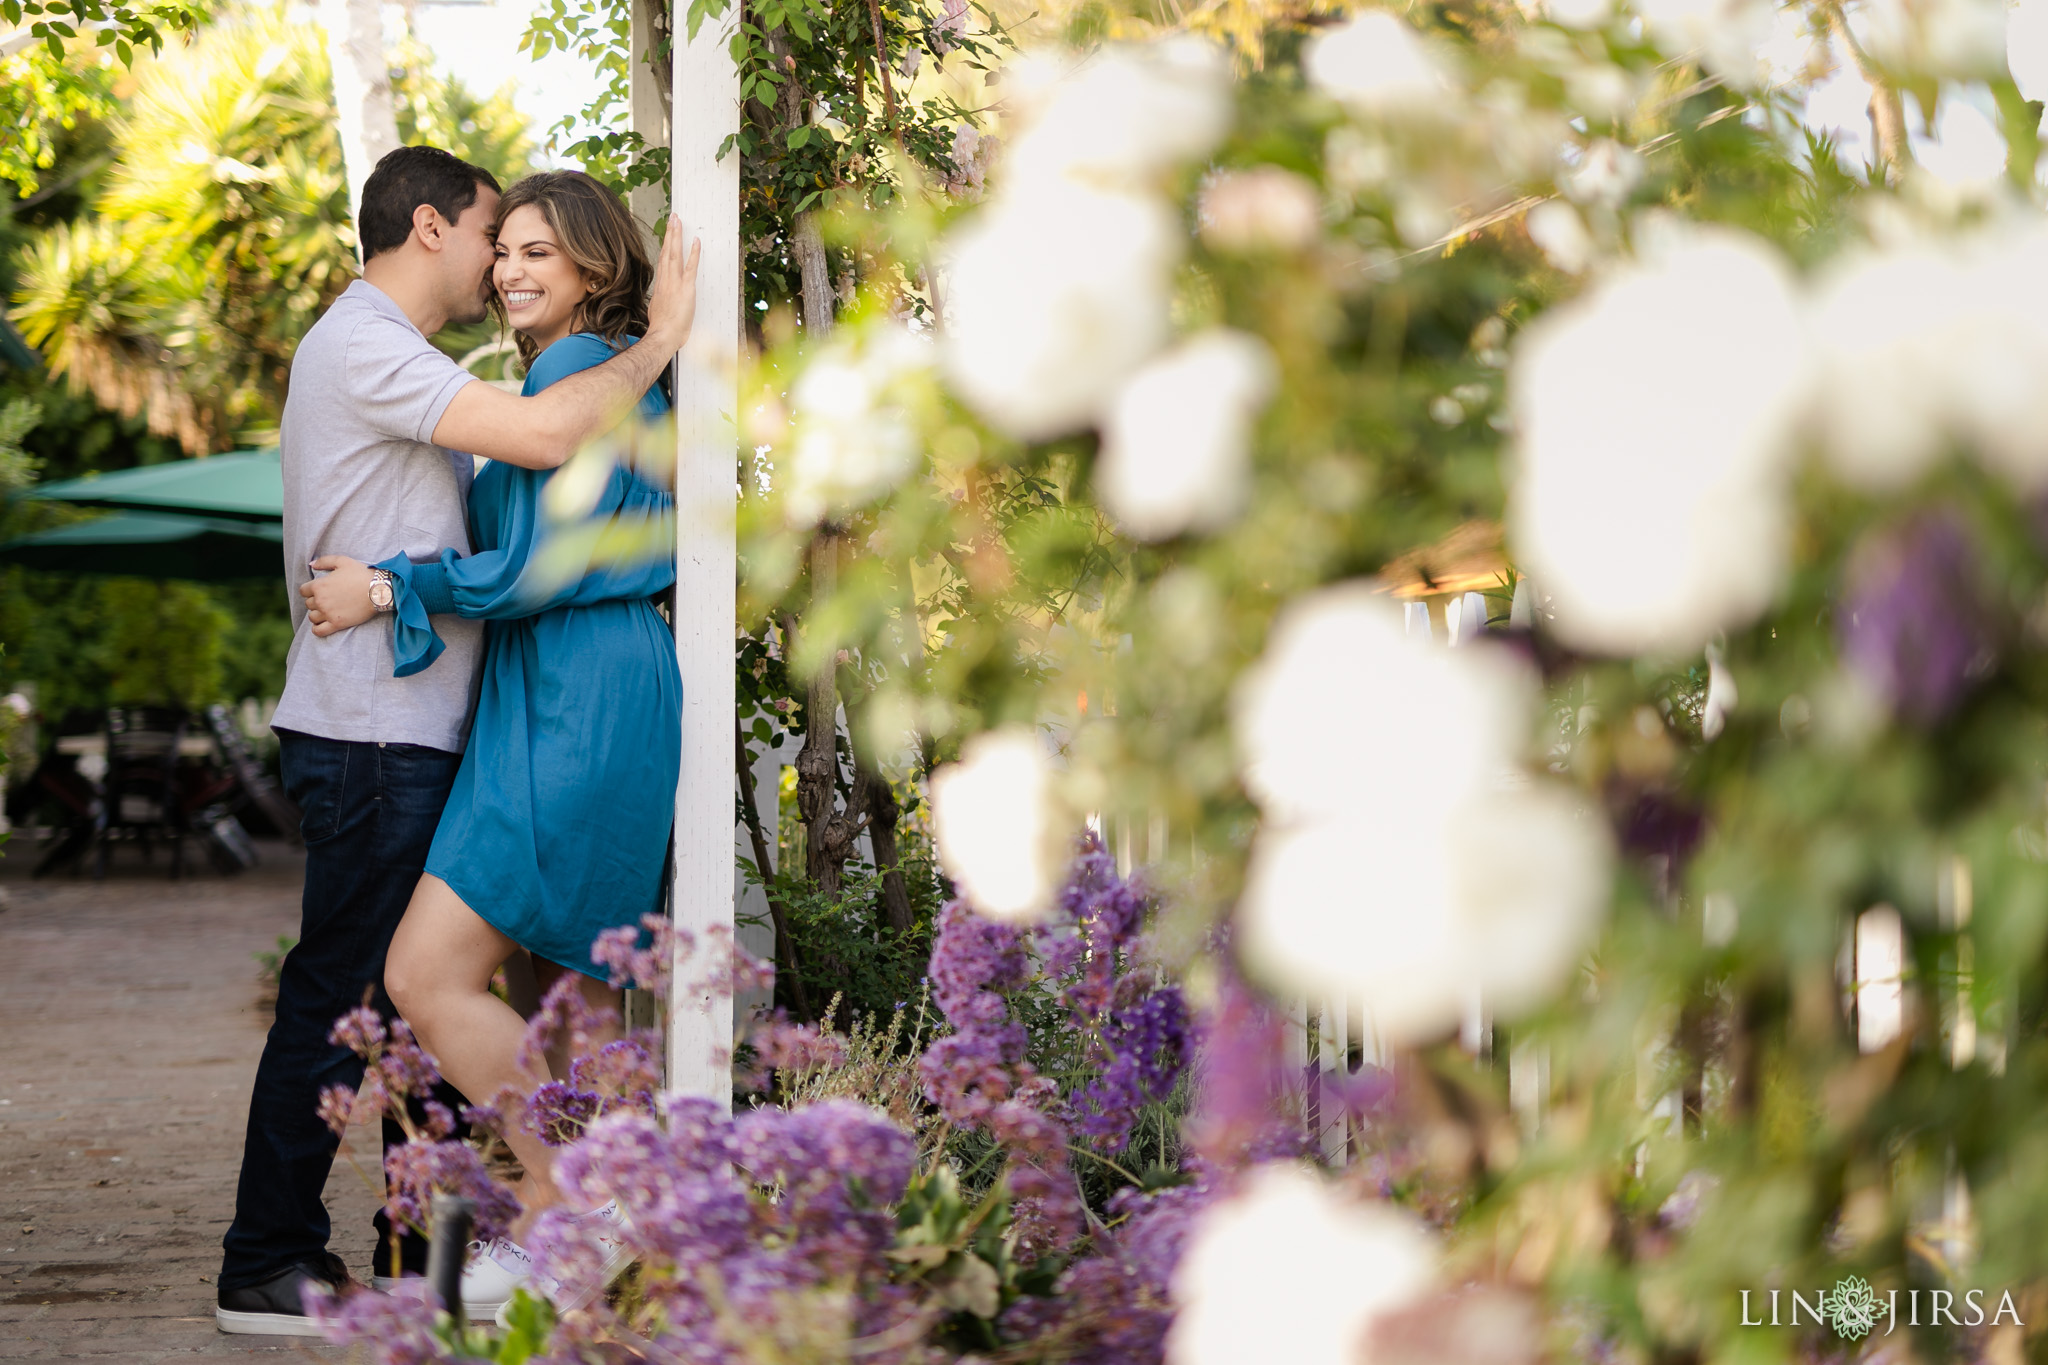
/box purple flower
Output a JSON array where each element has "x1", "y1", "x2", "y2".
[
  {"x1": 518, "y1": 976, "x2": 623, "y2": 1073},
  {"x1": 928, "y1": 900, "x2": 1031, "y2": 1027},
  {"x1": 303, "y1": 1282, "x2": 448, "y2": 1362},
  {"x1": 383, "y1": 1139, "x2": 520, "y2": 1241},
  {"x1": 1183, "y1": 974, "x2": 1309, "y2": 1175},
  {"x1": 1072, "y1": 984, "x2": 1188, "y2": 1151},
  {"x1": 329, "y1": 1006, "x2": 386, "y2": 1056},
  {"x1": 316, "y1": 1084, "x2": 357, "y2": 1137},
  {"x1": 1839, "y1": 506, "x2": 1998, "y2": 724},
  {"x1": 525, "y1": 1082, "x2": 603, "y2": 1147},
  {"x1": 751, "y1": 1018, "x2": 849, "y2": 1075},
  {"x1": 589, "y1": 913, "x2": 677, "y2": 994}
]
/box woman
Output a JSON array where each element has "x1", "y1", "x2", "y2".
[{"x1": 302, "y1": 170, "x2": 684, "y2": 1317}]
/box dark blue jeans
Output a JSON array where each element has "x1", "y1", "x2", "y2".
[{"x1": 219, "y1": 731, "x2": 465, "y2": 1291}]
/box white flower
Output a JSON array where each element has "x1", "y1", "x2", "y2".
[
  {"x1": 2, "y1": 693, "x2": 28, "y2": 718},
  {"x1": 2012, "y1": 0, "x2": 2048, "y2": 103},
  {"x1": 1197, "y1": 166, "x2": 1322, "y2": 253},
  {"x1": 1860, "y1": 0, "x2": 2009, "y2": 79},
  {"x1": 1635, "y1": 0, "x2": 1776, "y2": 86},
  {"x1": 1808, "y1": 240, "x2": 1968, "y2": 489},
  {"x1": 1811, "y1": 222, "x2": 2048, "y2": 492},
  {"x1": 1561, "y1": 138, "x2": 1642, "y2": 208},
  {"x1": 1304, "y1": 12, "x2": 1455, "y2": 114},
  {"x1": 1167, "y1": 1166, "x2": 1436, "y2": 1365},
  {"x1": 1545, "y1": 0, "x2": 1613, "y2": 28},
  {"x1": 1233, "y1": 586, "x2": 1610, "y2": 1042},
  {"x1": 1912, "y1": 95, "x2": 2009, "y2": 191},
  {"x1": 1509, "y1": 226, "x2": 1812, "y2": 654},
  {"x1": 1096, "y1": 330, "x2": 1276, "y2": 541},
  {"x1": 1526, "y1": 200, "x2": 1594, "y2": 273},
  {"x1": 1003, "y1": 38, "x2": 1232, "y2": 192},
  {"x1": 785, "y1": 327, "x2": 932, "y2": 525},
  {"x1": 931, "y1": 728, "x2": 1059, "y2": 922},
  {"x1": 941, "y1": 185, "x2": 1180, "y2": 440}
]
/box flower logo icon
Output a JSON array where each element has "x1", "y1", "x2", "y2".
[{"x1": 1828, "y1": 1275, "x2": 1882, "y2": 1340}]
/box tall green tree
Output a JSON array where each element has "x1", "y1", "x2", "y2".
[{"x1": 9, "y1": 6, "x2": 532, "y2": 453}]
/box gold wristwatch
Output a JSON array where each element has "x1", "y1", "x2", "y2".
[{"x1": 369, "y1": 568, "x2": 395, "y2": 613}]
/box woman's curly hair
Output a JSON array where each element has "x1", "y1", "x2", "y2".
[{"x1": 491, "y1": 170, "x2": 653, "y2": 370}]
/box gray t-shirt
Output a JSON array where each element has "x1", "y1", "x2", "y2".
[{"x1": 272, "y1": 279, "x2": 484, "y2": 753}]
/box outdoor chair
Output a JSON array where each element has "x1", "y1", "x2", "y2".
[
  {"x1": 22, "y1": 709, "x2": 107, "y2": 879},
  {"x1": 99, "y1": 706, "x2": 190, "y2": 879}
]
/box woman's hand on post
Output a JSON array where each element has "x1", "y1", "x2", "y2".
[
  {"x1": 302, "y1": 556, "x2": 378, "y2": 637},
  {"x1": 646, "y1": 217, "x2": 702, "y2": 357}
]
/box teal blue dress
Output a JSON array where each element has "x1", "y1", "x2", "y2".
[{"x1": 375, "y1": 333, "x2": 679, "y2": 972}]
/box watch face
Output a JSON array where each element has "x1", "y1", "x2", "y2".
[{"x1": 370, "y1": 581, "x2": 394, "y2": 609}]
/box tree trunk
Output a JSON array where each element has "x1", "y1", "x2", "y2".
[
  {"x1": 793, "y1": 212, "x2": 835, "y2": 339},
  {"x1": 857, "y1": 755, "x2": 915, "y2": 932},
  {"x1": 319, "y1": 0, "x2": 400, "y2": 258}
]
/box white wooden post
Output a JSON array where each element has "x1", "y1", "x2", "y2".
[{"x1": 666, "y1": 8, "x2": 741, "y2": 1102}]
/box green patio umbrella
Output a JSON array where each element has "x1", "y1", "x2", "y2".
[
  {"x1": 0, "y1": 510, "x2": 283, "y2": 580},
  {"x1": 27, "y1": 448, "x2": 282, "y2": 523}
]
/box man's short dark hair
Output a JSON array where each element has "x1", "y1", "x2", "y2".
[{"x1": 358, "y1": 146, "x2": 502, "y2": 260}]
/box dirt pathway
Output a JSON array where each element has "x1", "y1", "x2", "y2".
[{"x1": 0, "y1": 842, "x2": 375, "y2": 1362}]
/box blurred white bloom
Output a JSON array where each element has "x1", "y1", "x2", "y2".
[
  {"x1": 1237, "y1": 587, "x2": 1527, "y2": 827},
  {"x1": 1509, "y1": 226, "x2": 1811, "y2": 654},
  {"x1": 1004, "y1": 39, "x2": 1232, "y2": 191},
  {"x1": 1758, "y1": 5, "x2": 1830, "y2": 85},
  {"x1": 1562, "y1": 138, "x2": 1642, "y2": 208},
  {"x1": 1636, "y1": 0, "x2": 1775, "y2": 86},
  {"x1": 1198, "y1": 167, "x2": 1322, "y2": 253},
  {"x1": 1305, "y1": 12, "x2": 1454, "y2": 114},
  {"x1": 1809, "y1": 241, "x2": 1968, "y2": 488},
  {"x1": 1545, "y1": 0, "x2": 1613, "y2": 28},
  {"x1": 785, "y1": 327, "x2": 931, "y2": 525},
  {"x1": 1811, "y1": 222, "x2": 2048, "y2": 491},
  {"x1": 2012, "y1": 0, "x2": 2048, "y2": 102},
  {"x1": 931, "y1": 728, "x2": 1058, "y2": 922},
  {"x1": 2, "y1": 693, "x2": 28, "y2": 718},
  {"x1": 1565, "y1": 61, "x2": 1637, "y2": 119},
  {"x1": 939, "y1": 39, "x2": 1233, "y2": 439},
  {"x1": 1097, "y1": 331, "x2": 1276, "y2": 541},
  {"x1": 1913, "y1": 95, "x2": 2008, "y2": 190},
  {"x1": 1233, "y1": 587, "x2": 1609, "y2": 1041},
  {"x1": 1527, "y1": 200, "x2": 1594, "y2": 273},
  {"x1": 1860, "y1": 0, "x2": 2008, "y2": 78},
  {"x1": 1168, "y1": 1166, "x2": 1436, "y2": 1365},
  {"x1": 941, "y1": 184, "x2": 1179, "y2": 439}
]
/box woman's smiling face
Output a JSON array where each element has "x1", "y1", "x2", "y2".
[{"x1": 493, "y1": 203, "x2": 589, "y2": 350}]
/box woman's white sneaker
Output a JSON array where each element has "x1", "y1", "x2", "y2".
[
  {"x1": 488, "y1": 1202, "x2": 636, "y2": 1326},
  {"x1": 460, "y1": 1237, "x2": 557, "y2": 1318},
  {"x1": 551, "y1": 1200, "x2": 635, "y2": 1314}
]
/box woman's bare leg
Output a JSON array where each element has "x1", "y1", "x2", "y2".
[{"x1": 384, "y1": 874, "x2": 564, "y2": 1239}]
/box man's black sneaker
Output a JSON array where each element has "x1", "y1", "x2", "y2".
[{"x1": 215, "y1": 1252, "x2": 353, "y2": 1336}]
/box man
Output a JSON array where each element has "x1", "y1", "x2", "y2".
[{"x1": 215, "y1": 144, "x2": 698, "y2": 1336}]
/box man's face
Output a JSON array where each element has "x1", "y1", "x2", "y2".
[{"x1": 438, "y1": 185, "x2": 502, "y2": 327}]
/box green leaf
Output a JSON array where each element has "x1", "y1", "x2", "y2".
[{"x1": 787, "y1": 125, "x2": 809, "y2": 149}]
